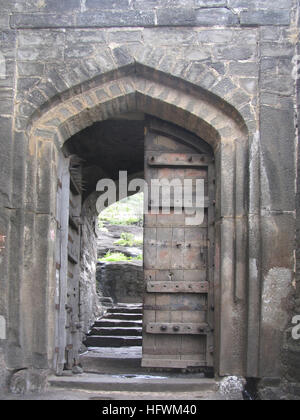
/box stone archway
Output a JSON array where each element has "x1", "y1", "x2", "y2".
[{"x1": 10, "y1": 63, "x2": 251, "y2": 381}]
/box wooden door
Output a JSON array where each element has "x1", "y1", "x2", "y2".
[
  {"x1": 54, "y1": 152, "x2": 70, "y2": 375},
  {"x1": 65, "y1": 158, "x2": 82, "y2": 369},
  {"x1": 54, "y1": 154, "x2": 82, "y2": 373},
  {"x1": 142, "y1": 122, "x2": 215, "y2": 370}
]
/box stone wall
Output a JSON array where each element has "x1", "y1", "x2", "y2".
[
  {"x1": 282, "y1": 6, "x2": 300, "y2": 385},
  {"x1": 0, "y1": 0, "x2": 299, "y2": 394},
  {"x1": 97, "y1": 261, "x2": 144, "y2": 304},
  {"x1": 96, "y1": 223, "x2": 144, "y2": 304},
  {"x1": 0, "y1": 347, "x2": 9, "y2": 391},
  {"x1": 1, "y1": 1, "x2": 294, "y2": 29},
  {"x1": 79, "y1": 194, "x2": 103, "y2": 338}
]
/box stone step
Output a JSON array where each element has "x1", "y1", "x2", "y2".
[
  {"x1": 118, "y1": 303, "x2": 143, "y2": 308},
  {"x1": 101, "y1": 303, "x2": 114, "y2": 308},
  {"x1": 80, "y1": 347, "x2": 143, "y2": 374},
  {"x1": 99, "y1": 297, "x2": 114, "y2": 306},
  {"x1": 94, "y1": 319, "x2": 142, "y2": 328},
  {"x1": 89, "y1": 327, "x2": 142, "y2": 337},
  {"x1": 107, "y1": 307, "x2": 143, "y2": 314},
  {"x1": 105, "y1": 313, "x2": 143, "y2": 321},
  {"x1": 49, "y1": 373, "x2": 218, "y2": 393},
  {"x1": 84, "y1": 335, "x2": 142, "y2": 347}
]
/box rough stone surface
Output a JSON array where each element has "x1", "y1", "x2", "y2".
[
  {"x1": 97, "y1": 261, "x2": 144, "y2": 304},
  {"x1": 9, "y1": 369, "x2": 49, "y2": 394},
  {"x1": 96, "y1": 223, "x2": 143, "y2": 303},
  {"x1": 218, "y1": 376, "x2": 246, "y2": 400},
  {"x1": 0, "y1": 387, "x2": 226, "y2": 400},
  {"x1": 240, "y1": 10, "x2": 291, "y2": 26},
  {"x1": 79, "y1": 194, "x2": 104, "y2": 337},
  {"x1": 289, "y1": 8, "x2": 300, "y2": 385},
  {"x1": 0, "y1": 349, "x2": 8, "y2": 390},
  {"x1": 7, "y1": 1, "x2": 293, "y2": 28},
  {"x1": 0, "y1": 315, "x2": 6, "y2": 340},
  {"x1": 97, "y1": 223, "x2": 143, "y2": 259},
  {"x1": 0, "y1": 0, "x2": 299, "y2": 401}
]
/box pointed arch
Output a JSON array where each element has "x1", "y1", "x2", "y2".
[
  {"x1": 10, "y1": 62, "x2": 258, "y2": 379},
  {"x1": 28, "y1": 63, "x2": 248, "y2": 149}
]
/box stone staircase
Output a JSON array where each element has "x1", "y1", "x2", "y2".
[
  {"x1": 84, "y1": 303, "x2": 143, "y2": 348},
  {"x1": 48, "y1": 301, "x2": 220, "y2": 397}
]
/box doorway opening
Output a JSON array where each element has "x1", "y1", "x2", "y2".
[
  {"x1": 63, "y1": 113, "x2": 146, "y2": 374},
  {"x1": 85, "y1": 193, "x2": 145, "y2": 370},
  {"x1": 60, "y1": 113, "x2": 215, "y2": 377},
  {"x1": 97, "y1": 192, "x2": 144, "y2": 304},
  {"x1": 21, "y1": 65, "x2": 250, "y2": 383}
]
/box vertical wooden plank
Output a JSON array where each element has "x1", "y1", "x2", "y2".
[
  {"x1": 144, "y1": 227, "x2": 157, "y2": 270},
  {"x1": 67, "y1": 178, "x2": 82, "y2": 369},
  {"x1": 206, "y1": 162, "x2": 216, "y2": 367},
  {"x1": 156, "y1": 227, "x2": 172, "y2": 270},
  {"x1": 143, "y1": 124, "x2": 215, "y2": 370},
  {"x1": 171, "y1": 227, "x2": 185, "y2": 270},
  {"x1": 54, "y1": 153, "x2": 70, "y2": 375},
  {"x1": 142, "y1": 293, "x2": 156, "y2": 358}
]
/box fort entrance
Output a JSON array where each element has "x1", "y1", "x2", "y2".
[{"x1": 14, "y1": 65, "x2": 251, "y2": 382}]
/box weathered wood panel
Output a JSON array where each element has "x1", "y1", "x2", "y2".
[
  {"x1": 65, "y1": 174, "x2": 82, "y2": 370},
  {"x1": 142, "y1": 124, "x2": 215, "y2": 370},
  {"x1": 54, "y1": 153, "x2": 70, "y2": 375}
]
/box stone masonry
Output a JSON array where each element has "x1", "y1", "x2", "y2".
[{"x1": 0, "y1": 0, "x2": 299, "y2": 398}]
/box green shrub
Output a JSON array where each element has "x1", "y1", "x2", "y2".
[
  {"x1": 114, "y1": 233, "x2": 134, "y2": 247},
  {"x1": 133, "y1": 254, "x2": 143, "y2": 261},
  {"x1": 99, "y1": 251, "x2": 143, "y2": 263},
  {"x1": 99, "y1": 252, "x2": 129, "y2": 262},
  {"x1": 114, "y1": 232, "x2": 143, "y2": 247}
]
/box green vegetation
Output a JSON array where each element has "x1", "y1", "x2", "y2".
[
  {"x1": 99, "y1": 251, "x2": 143, "y2": 263},
  {"x1": 98, "y1": 221, "x2": 109, "y2": 232},
  {"x1": 98, "y1": 193, "x2": 144, "y2": 262},
  {"x1": 99, "y1": 193, "x2": 144, "y2": 226},
  {"x1": 114, "y1": 232, "x2": 143, "y2": 247}
]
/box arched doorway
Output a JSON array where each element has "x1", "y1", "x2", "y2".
[
  {"x1": 55, "y1": 112, "x2": 216, "y2": 373},
  {"x1": 11, "y1": 64, "x2": 250, "y2": 381}
]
